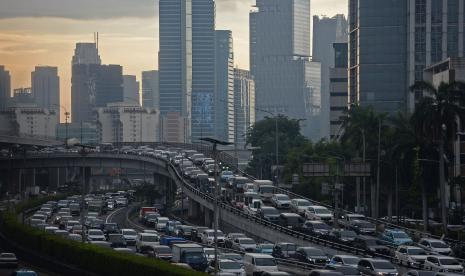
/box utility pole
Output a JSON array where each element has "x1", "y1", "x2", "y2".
[{"x1": 375, "y1": 118, "x2": 381, "y2": 219}]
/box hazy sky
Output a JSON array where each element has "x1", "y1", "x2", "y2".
[{"x1": 0, "y1": 0, "x2": 347, "y2": 120}]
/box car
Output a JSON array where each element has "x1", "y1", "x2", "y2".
[
  {"x1": 294, "y1": 247, "x2": 329, "y2": 266},
  {"x1": 87, "y1": 229, "x2": 106, "y2": 241},
  {"x1": 402, "y1": 270, "x2": 437, "y2": 276},
  {"x1": 271, "y1": 194, "x2": 291, "y2": 209},
  {"x1": 53, "y1": 229, "x2": 70, "y2": 238},
  {"x1": 144, "y1": 213, "x2": 160, "y2": 227},
  {"x1": 45, "y1": 226, "x2": 59, "y2": 234},
  {"x1": 204, "y1": 247, "x2": 215, "y2": 263},
  {"x1": 244, "y1": 199, "x2": 263, "y2": 216},
  {"x1": 290, "y1": 198, "x2": 312, "y2": 216},
  {"x1": 256, "y1": 243, "x2": 274, "y2": 255},
  {"x1": 272, "y1": 243, "x2": 298, "y2": 259},
  {"x1": 278, "y1": 213, "x2": 304, "y2": 229},
  {"x1": 176, "y1": 225, "x2": 193, "y2": 239},
  {"x1": 423, "y1": 256, "x2": 463, "y2": 273},
  {"x1": 220, "y1": 253, "x2": 244, "y2": 265},
  {"x1": 300, "y1": 220, "x2": 332, "y2": 238},
  {"x1": 89, "y1": 241, "x2": 112, "y2": 248},
  {"x1": 165, "y1": 220, "x2": 182, "y2": 235},
  {"x1": 324, "y1": 264, "x2": 362, "y2": 276},
  {"x1": 353, "y1": 236, "x2": 390, "y2": 256},
  {"x1": 10, "y1": 270, "x2": 38, "y2": 276},
  {"x1": 225, "y1": 233, "x2": 247, "y2": 248},
  {"x1": 305, "y1": 206, "x2": 333, "y2": 222},
  {"x1": 0, "y1": 252, "x2": 18, "y2": 268},
  {"x1": 308, "y1": 270, "x2": 344, "y2": 276},
  {"x1": 108, "y1": 234, "x2": 127, "y2": 248},
  {"x1": 232, "y1": 237, "x2": 257, "y2": 252},
  {"x1": 258, "y1": 206, "x2": 280, "y2": 223},
  {"x1": 349, "y1": 220, "x2": 376, "y2": 235},
  {"x1": 67, "y1": 233, "x2": 82, "y2": 242},
  {"x1": 65, "y1": 220, "x2": 81, "y2": 232},
  {"x1": 357, "y1": 258, "x2": 399, "y2": 276},
  {"x1": 328, "y1": 255, "x2": 361, "y2": 268},
  {"x1": 418, "y1": 238, "x2": 453, "y2": 256},
  {"x1": 192, "y1": 226, "x2": 209, "y2": 243},
  {"x1": 243, "y1": 253, "x2": 279, "y2": 276},
  {"x1": 328, "y1": 230, "x2": 358, "y2": 245},
  {"x1": 113, "y1": 248, "x2": 136, "y2": 255},
  {"x1": 220, "y1": 171, "x2": 234, "y2": 183},
  {"x1": 151, "y1": 245, "x2": 172, "y2": 261},
  {"x1": 155, "y1": 217, "x2": 170, "y2": 232},
  {"x1": 136, "y1": 233, "x2": 160, "y2": 253},
  {"x1": 380, "y1": 229, "x2": 413, "y2": 246},
  {"x1": 209, "y1": 259, "x2": 246, "y2": 276},
  {"x1": 103, "y1": 223, "x2": 120, "y2": 236},
  {"x1": 201, "y1": 229, "x2": 225, "y2": 246},
  {"x1": 121, "y1": 229, "x2": 138, "y2": 246},
  {"x1": 394, "y1": 246, "x2": 428, "y2": 268}
]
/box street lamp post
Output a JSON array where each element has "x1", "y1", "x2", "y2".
[
  {"x1": 53, "y1": 104, "x2": 70, "y2": 147},
  {"x1": 200, "y1": 138, "x2": 233, "y2": 275}
]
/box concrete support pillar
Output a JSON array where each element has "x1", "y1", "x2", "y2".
[
  {"x1": 204, "y1": 209, "x2": 213, "y2": 228},
  {"x1": 32, "y1": 168, "x2": 36, "y2": 187},
  {"x1": 188, "y1": 200, "x2": 200, "y2": 219}
]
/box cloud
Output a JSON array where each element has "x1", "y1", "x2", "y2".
[
  {"x1": 0, "y1": 0, "x2": 251, "y2": 20},
  {"x1": 0, "y1": 0, "x2": 157, "y2": 19}
]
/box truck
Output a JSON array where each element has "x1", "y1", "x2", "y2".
[
  {"x1": 253, "y1": 180, "x2": 275, "y2": 202},
  {"x1": 139, "y1": 206, "x2": 158, "y2": 221},
  {"x1": 171, "y1": 243, "x2": 208, "y2": 272},
  {"x1": 88, "y1": 200, "x2": 106, "y2": 215}
]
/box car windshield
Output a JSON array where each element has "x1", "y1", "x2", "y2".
[
  {"x1": 221, "y1": 261, "x2": 242, "y2": 270},
  {"x1": 336, "y1": 266, "x2": 360, "y2": 275},
  {"x1": 105, "y1": 224, "x2": 118, "y2": 230},
  {"x1": 240, "y1": 239, "x2": 255, "y2": 244},
  {"x1": 261, "y1": 187, "x2": 274, "y2": 193},
  {"x1": 342, "y1": 257, "x2": 359, "y2": 265},
  {"x1": 408, "y1": 248, "x2": 426, "y2": 255},
  {"x1": 355, "y1": 222, "x2": 373, "y2": 228},
  {"x1": 260, "y1": 244, "x2": 274, "y2": 249},
  {"x1": 156, "y1": 247, "x2": 172, "y2": 254},
  {"x1": 182, "y1": 226, "x2": 193, "y2": 232},
  {"x1": 89, "y1": 230, "x2": 103, "y2": 235},
  {"x1": 372, "y1": 261, "x2": 395, "y2": 269},
  {"x1": 222, "y1": 171, "x2": 233, "y2": 176},
  {"x1": 158, "y1": 218, "x2": 169, "y2": 223},
  {"x1": 303, "y1": 248, "x2": 325, "y2": 256},
  {"x1": 439, "y1": 258, "x2": 460, "y2": 265},
  {"x1": 298, "y1": 201, "x2": 310, "y2": 206},
  {"x1": 276, "y1": 195, "x2": 289, "y2": 200},
  {"x1": 418, "y1": 272, "x2": 437, "y2": 276},
  {"x1": 1, "y1": 253, "x2": 15, "y2": 258},
  {"x1": 223, "y1": 254, "x2": 242, "y2": 261},
  {"x1": 315, "y1": 208, "x2": 331, "y2": 214},
  {"x1": 255, "y1": 258, "x2": 276, "y2": 266},
  {"x1": 262, "y1": 208, "x2": 279, "y2": 215},
  {"x1": 392, "y1": 232, "x2": 409, "y2": 239},
  {"x1": 430, "y1": 241, "x2": 449, "y2": 249},
  {"x1": 313, "y1": 223, "x2": 330, "y2": 230},
  {"x1": 341, "y1": 231, "x2": 357, "y2": 238},
  {"x1": 142, "y1": 235, "x2": 159, "y2": 242},
  {"x1": 204, "y1": 249, "x2": 215, "y2": 255},
  {"x1": 123, "y1": 230, "x2": 137, "y2": 236},
  {"x1": 109, "y1": 235, "x2": 124, "y2": 242}
]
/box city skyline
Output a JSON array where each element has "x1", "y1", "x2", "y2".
[{"x1": 0, "y1": 0, "x2": 347, "y2": 121}]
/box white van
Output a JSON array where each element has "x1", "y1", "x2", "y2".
[{"x1": 243, "y1": 253, "x2": 279, "y2": 276}]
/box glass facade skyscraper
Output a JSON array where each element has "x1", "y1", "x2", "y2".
[
  {"x1": 31, "y1": 66, "x2": 60, "y2": 122},
  {"x1": 349, "y1": 0, "x2": 465, "y2": 112},
  {"x1": 215, "y1": 30, "x2": 235, "y2": 143},
  {"x1": 0, "y1": 66, "x2": 11, "y2": 109},
  {"x1": 159, "y1": 0, "x2": 192, "y2": 142},
  {"x1": 250, "y1": 0, "x2": 321, "y2": 140},
  {"x1": 142, "y1": 70, "x2": 159, "y2": 109}
]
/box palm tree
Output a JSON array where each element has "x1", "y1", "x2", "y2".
[{"x1": 410, "y1": 81, "x2": 465, "y2": 234}]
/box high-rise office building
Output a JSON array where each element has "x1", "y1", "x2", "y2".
[
  {"x1": 11, "y1": 88, "x2": 35, "y2": 106},
  {"x1": 94, "y1": 65, "x2": 124, "y2": 108},
  {"x1": 191, "y1": 0, "x2": 216, "y2": 142},
  {"x1": 72, "y1": 43, "x2": 101, "y2": 65},
  {"x1": 215, "y1": 30, "x2": 235, "y2": 143},
  {"x1": 313, "y1": 15, "x2": 348, "y2": 139},
  {"x1": 0, "y1": 106, "x2": 57, "y2": 137},
  {"x1": 329, "y1": 42, "x2": 349, "y2": 139},
  {"x1": 142, "y1": 70, "x2": 159, "y2": 109},
  {"x1": 31, "y1": 66, "x2": 60, "y2": 121},
  {"x1": 159, "y1": 0, "x2": 192, "y2": 143},
  {"x1": 0, "y1": 66, "x2": 11, "y2": 109},
  {"x1": 123, "y1": 75, "x2": 140, "y2": 105},
  {"x1": 234, "y1": 69, "x2": 255, "y2": 147},
  {"x1": 349, "y1": 0, "x2": 465, "y2": 112},
  {"x1": 250, "y1": 0, "x2": 321, "y2": 140},
  {"x1": 71, "y1": 42, "x2": 101, "y2": 123}
]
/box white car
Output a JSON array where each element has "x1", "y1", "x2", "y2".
[
  {"x1": 328, "y1": 255, "x2": 360, "y2": 268},
  {"x1": 290, "y1": 198, "x2": 312, "y2": 216},
  {"x1": 135, "y1": 233, "x2": 160, "y2": 253},
  {"x1": 87, "y1": 229, "x2": 106, "y2": 242},
  {"x1": 395, "y1": 246, "x2": 428, "y2": 268},
  {"x1": 418, "y1": 238, "x2": 452, "y2": 256},
  {"x1": 243, "y1": 253, "x2": 278, "y2": 276},
  {"x1": 271, "y1": 194, "x2": 291, "y2": 209},
  {"x1": 232, "y1": 237, "x2": 257, "y2": 253},
  {"x1": 215, "y1": 259, "x2": 246, "y2": 276},
  {"x1": 201, "y1": 229, "x2": 225, "y2": 246},
  {"x1": 244, "y1": 199, "x2": 263, "y2": 216},
  {"x1": 155, "y1": 217, "x2": 169, "y2": 232},
  {"x1": 121, "y1": 229, "x2": 138, "y2": 246},
  {"x1": 423, "y1": 256, "x2": 463, "y2": 273},
  {"x1": 305, "y1": 206, "x2": 333, "y2": 222}
]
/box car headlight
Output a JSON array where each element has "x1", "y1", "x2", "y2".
[
  {"x1": 308, "y1": 258, "x2": 314, "y2": 262},
  {"x1": 377, "y1": 272, "x2": 384, "y2": 275}
]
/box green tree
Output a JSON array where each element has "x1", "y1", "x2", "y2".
[
  {"x1": 410, "y1": 81, "x2": 465, "y2": 233},
  {"x1": 246, "y1": 115, "x2": 307, "y2": 180}
]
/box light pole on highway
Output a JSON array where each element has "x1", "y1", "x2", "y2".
[
  {"x1": 53, "y1": 104, "x2": 70, "y2": 147},
  {"x1": 200, "y1": 138, "x2": 233, "y2": 275}
]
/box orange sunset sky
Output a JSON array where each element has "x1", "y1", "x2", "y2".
[{"x1": 0, "y1": 0, "x2": 347, "y2": 122}]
